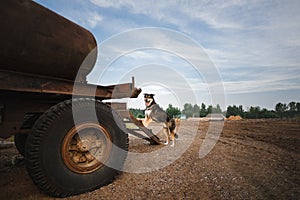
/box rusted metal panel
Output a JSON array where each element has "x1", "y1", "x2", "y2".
[
  {"x1": 0, "y1": 104, "x2": 4, "y2": 124},
  {"x1": 0, "y1": 86, "x2": 141, "y2": 139},
  {"x1": 0, "y1": 0, "x2": 97, "y2": 81},
  {"x1": 0, "y1": 1, "x2": 143, "y2": 139},
  {"x1": 0, "y1": 91, "x2": 62, "y2": 138},
  {"x1": 0, "y1": 70, "x2": 141, "y2": 99}
]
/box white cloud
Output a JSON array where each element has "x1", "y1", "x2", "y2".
[
  {"x1": 87, "y1": 12, "x2": 103, "y2": 28},
  {"x1": 224, "y1": 80, "x2": 300, "y2": 95},
  {"x1": 223, "y1": 72, "x2": 300, "y2": 94},
  {"x1": 88, "y1": 0, "x2": 300, "y2": 70},
  {"x1": 40, "y1": 0, "x2": 300, "y2": 108},
  {"x1": 88, "y1": 0, "x2": 282, "y2": 30}
]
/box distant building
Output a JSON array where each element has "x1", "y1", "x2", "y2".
[
  {"x1": 202, "y1": 113, "x2": 225, "y2": 121},
  {"x1": 180, "y1": 114, "x2": 187, "y2": 120}
]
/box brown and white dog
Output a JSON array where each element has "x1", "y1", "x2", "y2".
[{"x1": 143, "y1": 93, "x2": 176, "y2": 146}]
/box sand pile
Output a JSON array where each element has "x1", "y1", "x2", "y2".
[{"x1": 227, "y1": 115, "x2": 243, "y2": 120}]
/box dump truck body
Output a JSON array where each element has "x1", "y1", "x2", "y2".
[
  {"x1": 0, "y1": 0, "x2": 140, "y2": 139},
  {"x1": 0, "y1": 1, "x2": 141, "y2": 197},
  {"x1": 0, "y1": 0, "x2": 96, "y2": 81}
]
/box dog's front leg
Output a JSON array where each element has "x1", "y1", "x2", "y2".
[
  {"x1": 170, "y1": 132, "x2": 175, "y2": 147},
  {"x1": 143, "y1": 117, "x2": 151, "y2": 127}
]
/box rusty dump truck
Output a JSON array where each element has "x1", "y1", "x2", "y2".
[{"x1": 0, "y1": 0, "x2": 142, "y2": 197}]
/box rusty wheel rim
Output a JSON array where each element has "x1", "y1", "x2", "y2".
[{"x1": 62, "y1": 123, "x2": 112, "y2": 174}]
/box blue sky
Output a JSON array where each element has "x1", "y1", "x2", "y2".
[{"x1": 35, "y1": 0, "x2": 300, "y2": 110}]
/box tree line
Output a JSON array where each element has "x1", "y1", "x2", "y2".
[
  {"x1": 227, "y1": 102, "x2": 300, "y2": 119},
  {"x1": 129, "y1": 101, "x2": 300, "y2": 119}
]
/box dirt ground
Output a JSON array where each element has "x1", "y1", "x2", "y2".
[{"x1": 0, "y1": 119, "x2": 299, "y2": 200}]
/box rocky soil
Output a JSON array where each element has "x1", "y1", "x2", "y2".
[{"x1": 0, "y1": 119, "x2": 299, "y2": 199}]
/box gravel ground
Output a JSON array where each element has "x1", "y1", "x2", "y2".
[{"x1": 0, "y1": 119, "x2": 299, "y2": 199}]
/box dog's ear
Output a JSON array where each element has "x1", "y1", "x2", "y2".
[{"x1": 143, "y1": 93, "x2": 155, "y2": 98}]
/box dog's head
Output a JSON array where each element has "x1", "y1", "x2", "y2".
[{"x1": 144, "y1": 93, "x2": 156, "y2": 108}]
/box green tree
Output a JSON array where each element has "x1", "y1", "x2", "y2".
[
  {"x1": 244, "y1": 106, "x2": 280, "y2": 119},
  {"x1": 297, "y1": 102, "x2": 300, "y2": 112},
  {"x1": 288, "y1": 101, "x2": 297, "y2": 112},
  {"x1": 208, "y1": 104, "x2": 222, "y2": 114},
  {"x1": 283, "y1": 103, "x2": 288, "y2": 113},
  {"x1": 226, "y1": 105, "x2": 236, "y2": 117},
  {"x1": 275, "y1": 102, "x2": 288, "y2": 118},
  {"x1": 244, "y1": 106, "x2": 261, "y2": 119},
  {"x1": 275, "y1": 102, "x2": 283, "y2": 113},
  {"x1": 226, "y1": 105, "x2": 244, "y2": 118},
  {"x1": 260, "y1": 108, "x2": 278, "y2": 118},
  {"x1": 129, "y1": 108, "x2": 145, "y2": 118},
  {"x1": 207, "y1": 105, "x2": 212, "y2": 114},
  {"x1": 200, "y1": 103, "x2": 207, "y2": 117},
  {"x1": 287, "y1": 101, "x2": 298, "y2": 117},
  {"x1": 193, "y1": 104, "x2": 200, "y2": 117},
  {"x1": 215, "y1": 104, "x2": 222, "y2": 113},
  {"x1": 182, "y1": 103, "x2": 193, "y2": 118},
  {"x1": 166, "y1": 104, "x2": 181, "y2": 118},
  {"x1": 238, "y1": 105, "x2": 244, "y2": 117}
]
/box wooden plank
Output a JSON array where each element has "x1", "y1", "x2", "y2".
[
  {"x1": 126, "y1": 128, "x2": 151, "y2": 142},
  {"x1": 128, "y1": 112, "x2": 161, "y2": 145}
]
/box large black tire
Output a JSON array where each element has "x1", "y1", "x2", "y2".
[
  {"x1": 15, "y1": 113, "x2": 42, "y2": 156},
  {"x1": 25, "y1": 98, "x2": 128, "y2": 197},
  {"x1": 14, "y1": 133, "x2": 28, "y2": 157}
]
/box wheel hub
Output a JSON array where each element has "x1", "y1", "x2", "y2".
[
  {"x1": 77, "y1": 139, "x2": 93, "y2": 152},
  {"x1": 61, "y1": 123, "x2": 112, "y2": 174}
]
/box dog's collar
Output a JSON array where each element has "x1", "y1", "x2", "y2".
[{"x1": 146, "y1": 104, "x2": 155, "y2": 110}]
